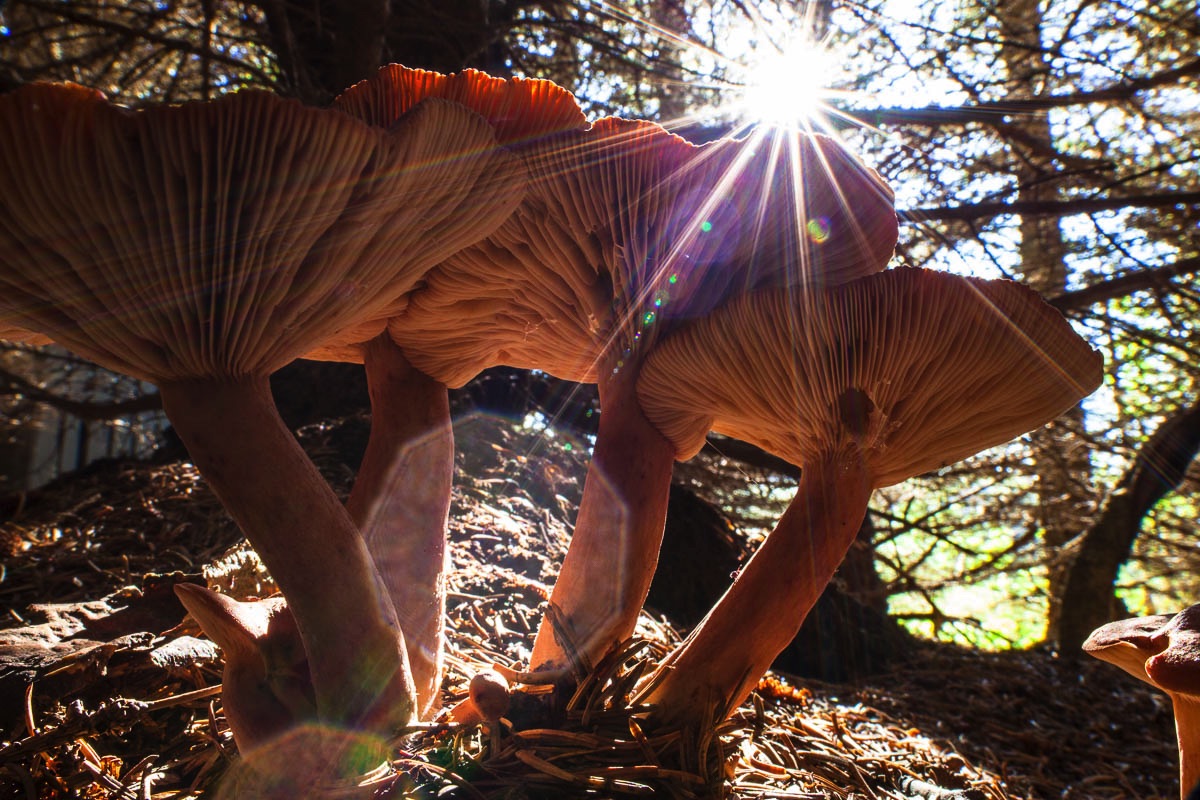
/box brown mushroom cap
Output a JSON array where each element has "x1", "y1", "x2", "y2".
[
  {"x1": 1149, "y1": 608, "x2": 1200, "y2": 696},
  {"x1": 1083, "y1": 612, "x2": 1173, "y2": 683},
  {"x1": 637, "y1": 267, "x2": 1101, "y2": 730},
  {"x1": 393, "y1": 118, "x2": 897, "y2": 387},
  {"x1": 467, "y1": 670, "x2": 512, "y2": 722},
  {"x1": 527, "y1": 119, "x2": 898, "y2": 348},
  {"x1": 0, "y1": 323, "x2": 52, "y2": 346},
  {"x1": 636, "y1": 267, "x2": 1104, "y2": 485},
  {"x1": 0, "y1": 83, "x2": 522, "y2": 381},
  {"x1": 0, "y1": 81, "x2": 523, "y2": 734},
  {"x1": 302, "y1": 64, "x2": 576, "y2": 365},
  {"x1": 392, "y1": 202, "x2": 609, "y2": 385},
  {"x1": 1086, "y1": 606, "x2": 1200, "y2": 696}
]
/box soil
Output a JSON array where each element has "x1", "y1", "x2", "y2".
[{"x1": 0, "y1": 411, "x2": 1177, "y2": 799}]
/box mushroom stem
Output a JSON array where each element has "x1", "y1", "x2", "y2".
[
  {"x1": 173, "y1": 584, "x2": 314, "y2": 749},
  {"x1": 159, "y1": 376, "x2": 416, "y2": 733},
  {"x1": 529, "y1": 360, "x2": 676, "y2": 673},
  {"x1": 1174, "y1": 695, "x2": 1200, "y2": 799},
  {"x1": 641, "y1": 451, "x2": 872, "y2": 729},
  {"x1": 345, "y1": 334, "x2": 452, "y2": 718}
]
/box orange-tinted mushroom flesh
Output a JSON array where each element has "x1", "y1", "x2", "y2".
[
  {"x1": 447, "y1": 669, "x2": 512, "y2": 726},
  {"x1": 160, "y1": 378, "x2": 415, "y2": 732},
  {"x1": 635, "y1": 268, "x2": 1103, "y2": 730},
  {"x1": 1085, "y1": 605, "x2": 1200, "y2": 798}
]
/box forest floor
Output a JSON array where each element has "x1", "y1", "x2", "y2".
[{"x1": 0, "y1": 412, "x2": 1178, "y2": 799}]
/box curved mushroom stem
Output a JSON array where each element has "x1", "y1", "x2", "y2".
[
  {"x1": 160, "y1": 376, "x2": 416, "y2": 734},
  {"x1": 640, "y1": 451, "x2": 872, "y2": 731},
  {"x1": 1174, "y1": 694, "x2": 1200, "y2": 798},
  {"x1": 529, "y1": 359, "x2": 676, "y2": 673},
  {"x1": 345, "y1": 334, "x2": 452, "y2": 718}
]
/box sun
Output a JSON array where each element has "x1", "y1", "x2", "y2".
[{"x1": 736, "y1": 36, "x2": 837, "y2": 128}]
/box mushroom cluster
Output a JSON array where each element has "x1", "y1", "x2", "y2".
[{"x1": 0, "y1": 64, "x2": 1103, "y2": 768}]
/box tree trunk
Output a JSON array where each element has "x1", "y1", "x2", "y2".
[
  {"x1": 1054, "y1": 396, "x2": 1200, "y2": 652},
  {"x1": 257, "y1": 0, "x2": 494, "y2": 104},
  {"x1": 994, "y1": 0, "x2": 1095, "y2": 644}
]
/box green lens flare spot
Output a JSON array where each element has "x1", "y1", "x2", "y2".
[{"x1": 806, "y1": 217, "x2": 831, "y2": 243}]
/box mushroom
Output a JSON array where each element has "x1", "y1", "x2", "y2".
[
  {"x1": 0, "y1": 82, "x2": 519, "y2": 733},
  {"x1": 517, "y1": 120, "x2": 900, "y2": 674},
  {"x1": 0, "y1": 323, "x2": 51, "y2": 346},
  {"x1": 631, "y1": 267, "x2": 1103, "y2": 730},
  {"x1": 1085, "y1": 605, "x2": 1200, "y2": 798},
  {"x1": 447, "y1": 669, "x2": 512, "y2": 727},
  {"x1": 174, "y1": 584, "x2": 314, "y2": 749}
]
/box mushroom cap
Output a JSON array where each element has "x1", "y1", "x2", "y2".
[
  {"x1": 303, "y1": 64, "x2": 580, "y2": 366},
  {"x1": 392, "y1": 117, "x2": 897, "y2": 386},
  {"x1": 530, "y1": 120, "x2": 897, "y2": 329},
  {"x1": 467, "y1": 669, "x2": 512, "y2": 722},
  {"x1": 391, "y1": 202, "x2": 609, "y2": 385},
  {"x1": 0, "y1": 83, "x2": 522, "y2": 382},
  {"x1": 1083, "y1": 613, "x2": 1172, "y2": 683},
  {"x1": 0, "y1": 322, "x2": 52, "y2": 346},
  {"x1": 333, "y1": 64, "x2": 588, "y2": 146},
  {"x1": 636, "y1": 267, "x2": 1104, "y2": 485},
  {"x1": 1086, "y1": 606, "x2": 1200, "y2": 696}
]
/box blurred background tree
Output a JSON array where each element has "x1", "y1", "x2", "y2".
[{"x1": 0, "y1": 0, "x2": 1196, "y2": 655}]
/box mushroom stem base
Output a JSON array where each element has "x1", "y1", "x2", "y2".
[
  {"x1": 529, "y1": 362, "x2": 675, "y2": 673},
  {"x1": 160, "y1": 376, "x2": 416, "y2": 734},
  {"x1": 641, "y1": 452, "x2": 872, "y2": 730},
  {"x1": 346, "y1": 334, "x2": 451, "y2": 718},
  {"x1": 1174, "y1": 694, "x2": 1200, "y2": 799}
]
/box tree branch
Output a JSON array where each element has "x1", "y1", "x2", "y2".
[
  {"x1": 901, "y1": 190, "x2": 1200, "y2": 224},
  {"x1": 835, "y1": 56, "x2": 1200, "y2": 128},
  {"x1": 0, "y1": 368, "x2": 162, "y2": 421},
  {"x1": 1050, "y1": 256, "x2": 1200, "y2": 312}
]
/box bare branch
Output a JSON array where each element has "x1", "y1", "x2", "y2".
[
  {"x1": 0, "y1": 368, "x2": 162, "y2": 421},
  {"x1": 836, "y1": 56, "x2": 1200, "y2": 128},
  {"x1": 901, "y1": 190, "x2": 1200, "y2": 223},
  {"x1": 1051, "y1": 257, "x2": 1200, "y2": 312}
]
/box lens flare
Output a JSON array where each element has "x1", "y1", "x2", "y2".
[{"x1": 806, "y1": 216, "x2": 831, "y2": 243}]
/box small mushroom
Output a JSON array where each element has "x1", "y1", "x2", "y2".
[
  {"x1": 1085, "y1": 605, "x2": 1200, "y2": 798},
  {"x1": 175, "y1": 584, "x2": 314, "y2": 749},
  {"x1": 447, "y1": 669, "x2": 512, "y2": 727},
  {"x1": 633, "y1": 267, "x2": 1103, "y2": 730}
]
